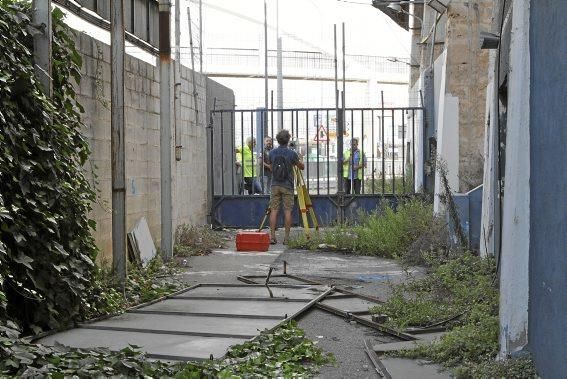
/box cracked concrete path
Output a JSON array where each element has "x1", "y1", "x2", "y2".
[{"x1": 179, "y1": 229, "x2": 440, "y2": 378}]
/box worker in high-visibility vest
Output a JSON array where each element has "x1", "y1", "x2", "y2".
[
  {"x1": 342, "y1": 137, "x2": 367, "y2": 194},
  {"x1": 235, "y1": 137, "x2": 262, "y2": 194}
]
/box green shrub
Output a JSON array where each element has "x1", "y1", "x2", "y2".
[
  {"x1": 372, "y1": 253, "x2": 497, "y2": 330},
  {"x1": 176, "y1": 321, "x2": 335, "y2": 378},
  {"x1": 288, "y1": 198, "x2": 448, "y2": 262},
  {"x1": 375, "y1": 253, "x2": 501, "y2": 373},
  {"x1": 455, "y1": 356, "x2": 538, "y2": 379}
]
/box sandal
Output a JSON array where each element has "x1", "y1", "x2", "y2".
[{"x1": 270, "y1": 237, "x2": 277, "y2": 245}]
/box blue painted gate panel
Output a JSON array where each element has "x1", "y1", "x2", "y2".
[{"x1": 212, "y1": 195, "x2": 398, "y2": 228}]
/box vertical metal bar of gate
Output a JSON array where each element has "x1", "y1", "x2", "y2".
[
  {"x1": 412, "y1": 109, "x2": 416, "y2": 189},
  {"x1": 381, "y1": 92, "x2": 385, "y2": 194},
  {"x1": 295, "y1": 111, "x2": 299, "y2": 145},
  {"x1": 316, "y1": 110, "x2": 320, "y2": 195},
  {"x1": 391, "y1": 109, "x2": 395, "y2": 195},
  {"x1": 231, "y1": 112, "x2": 235, "y2": 195},
  {"x1": 306, "y1": 110, "x2": 309, "y2": 192},
  {"x1": 350, "y1": 109, "x2": 354, "y2": 194},
  {"x1": 371, "y1": 110, "x2": 375, "y2": 195},
  {"x1": 220, "y1": 111, "x2": 224, "y2": 194},
  {"x1": 326, "y1": 110, "x2": 330, "y2": 195},
  {"x1": 401, "y1": 110, "x2": 405, "y2": 192},
  {"x1": 291, "y1": 110, "x2": 295, "y2": 143},
  {"x1": 240, "y1": 112, "x2": 244, "y2": 194},
  {"x1": 250, "y1": 111, "x2": 254, "y2": 191},
  {"x1": 361, "y1": 109, "x2": 365, "y2": 194}
]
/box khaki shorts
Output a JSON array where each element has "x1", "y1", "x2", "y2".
[{"x1": 269, "y1": 186, "x2": 295, "y2": 211}]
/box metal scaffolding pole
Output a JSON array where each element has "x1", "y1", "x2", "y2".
[
  {"x1": 174, "y1": 0, "x2": 182, "y2": 161},
  {"x1": 32, "y1": 0, "x2": 52, "y2": 97},
  {"x1": 263, "y1": 0, "x2": 269, "y2": 135},
  {"x1": 276, "y1": 0, "x2": 283, "y2": 130},
  {"x1": 187, "y1": 4, "x2": 199, "y2": 126},
  {"x1": 199, "y1": 0, "x2": 203, "y2": 74},
  {"x1": 110, "y1": 0, "x2": 126, "y2": 285},
  {"x1": 159, "y1": 0, "x2": 173, "y2": 260}
]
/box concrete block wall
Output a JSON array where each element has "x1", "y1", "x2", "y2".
[
  {"x1": 172, "y1": 66, "x2": 208, "y2": 230},
  {"x1": 73, "y1": 31, "x2": 213, "y2": 262}
]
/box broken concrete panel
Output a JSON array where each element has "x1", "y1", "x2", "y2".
[
  {"x1": 128, "y1": 217, "x2": 156, "y2": 266},
  {"x1": 380, "y1": 358, "x2": 451, "y2": 379},
  {"x1": 182, "y1": 285, "x2": 326, "y2": 299},
  {"x1": 138, "y1": 298, "x2": 305, "y2": 318},
  {"x1": 85, "y1": 312, "x2": 277, "y2": 338},
  {"x1": 38, "y1": 329, "x2": 246, "y2": 361},
  {"x1": 373, "y1": 332, "x2": 445, "y2": 352}
]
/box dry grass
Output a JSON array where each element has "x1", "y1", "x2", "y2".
[{"x1": 174, "y1": 225, "x2": 226, "y2": 257}]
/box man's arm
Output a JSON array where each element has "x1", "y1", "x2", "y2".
[
  {"x1": 235, "y1": 147, "x2": 242, "y2": 167},
  {"x1": 294, "y1": 152, "x2": 305, "y2": 170},
  {"x1": 263, "y1": 151, "x2": 271, "y2": 170}
]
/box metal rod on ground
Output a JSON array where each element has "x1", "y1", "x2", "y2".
[
  {"x1": 187, "y1": 5, "x2": 199, "y2": 125},
  {"x1": 111, "y1": 0, "x2": 126, "y2": 285},
  {"x1": 159, "y1": 0, "x2": 173, "y2": 260},
  {"x1": 364, "y1": 339, "x2": 393, "y2": 379},
  {"x1": 174, "y1": 0, "x2": 181, "y2": 161},
  {"x1": 32, "y1": 0, "x2": 52, "y2": 97},
  {"x1": 264, "y1": 0, "x2": 269, "y2": 135}
]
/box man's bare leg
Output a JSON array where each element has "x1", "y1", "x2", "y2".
[
  {"x1": 269, "y1": 208, "x2": 279, "y2": 243},
  {"x1": 283, "y1": 209, "x2": 292, "y2": 244}
]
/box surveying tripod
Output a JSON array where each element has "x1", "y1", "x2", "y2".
[{"x1": 258, "y1": 166, "x2": 319, "y2": 237}]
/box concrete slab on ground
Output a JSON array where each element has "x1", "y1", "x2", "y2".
[
  {"x1": 380, "y1": 358, "x2": 451, "y2": 379},
  {"x1": 373, "y1": 332, "x2": 445, "y2": 352},
  {"x1": 135, "y1": 298, "x2": 309, "y2": 318},
  {"x1": 320, "y1": 297, "x2": 378, "y2": 313},
  {"x1": 38, "y1": 329, "x2": 247, "y2": 361},
  {"x1": 178, "y1": 284, "x2": 325, "y2": 299},
  {"x1": 37, "y1": 283, "x2": 326, "y2": 361}
]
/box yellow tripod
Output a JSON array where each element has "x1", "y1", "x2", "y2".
[
  {"x1": 293, "y1": 166, "x2": 319, "y2": 237},
  {"x1": 257, "y1": 167, "x2": 319, "y2": 237}
]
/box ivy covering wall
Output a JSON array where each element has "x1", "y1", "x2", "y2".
[{"x1": 0, "y1": 1, "x2": 99, "y2": 332}]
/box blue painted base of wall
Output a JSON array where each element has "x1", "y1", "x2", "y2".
[{"x1": 451, "y1": 185, "x2": 483, "y2": 251}]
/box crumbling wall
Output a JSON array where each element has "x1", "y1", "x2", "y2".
[{"x1": 444, "y1": 0, "x2": 494, "y2": 192}]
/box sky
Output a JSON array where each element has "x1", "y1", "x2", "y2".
[{"x1": 183, "y1": 0, "x2": 410, "y2": 59}]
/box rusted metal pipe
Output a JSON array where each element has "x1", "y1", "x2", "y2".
[
  {"x1": 159, "y1": 0, "x2": 173, "y2": 260},
  {"x1": 111, "y1": 0, "x2": 126, "y2": 286}
]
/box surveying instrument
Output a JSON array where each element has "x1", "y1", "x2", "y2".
[{"x1": 258, "y1": 166, "x2": 319, "y2": 237}]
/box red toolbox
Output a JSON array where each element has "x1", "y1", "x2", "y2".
[{"x1": 236, "y1": 231, "x2": 270, "y2": 252}]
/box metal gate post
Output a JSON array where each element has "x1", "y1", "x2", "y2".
[{"x1": 207, "y1": 99, "x2": 217, "y2": 225}]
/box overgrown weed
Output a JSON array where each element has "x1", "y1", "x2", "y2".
[
  {"x1": 176, "y1": 321, "x2": 335, "y2": 378},
  {"x1": 84, "y1": 255, "x2": 186, "y2": 319},
  {"x1": 288, "y1": 197, "x2": 448, "y2": 265},
  {"x1": 175, "y1": 224, "x2": 225, "y2": 257}
]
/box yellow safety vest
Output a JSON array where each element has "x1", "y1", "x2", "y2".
[
  {"x1": 343, "y1": 149, "x2": 364, "y2": 180},
  {"x1": 236, "y1": 145, "x2": 257, "y2": 178}
]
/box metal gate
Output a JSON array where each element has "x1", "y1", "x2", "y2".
[{"x1": 208, "y1": 106, "x2": 424, "y2": 228}]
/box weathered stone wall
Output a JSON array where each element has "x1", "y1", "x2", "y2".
[
  {"x1": 74, "y1": 32, "x2": 213, "y2": 262},
  {"x1": 444, "y1": 0, "x2": 494, "y2": 192}
]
